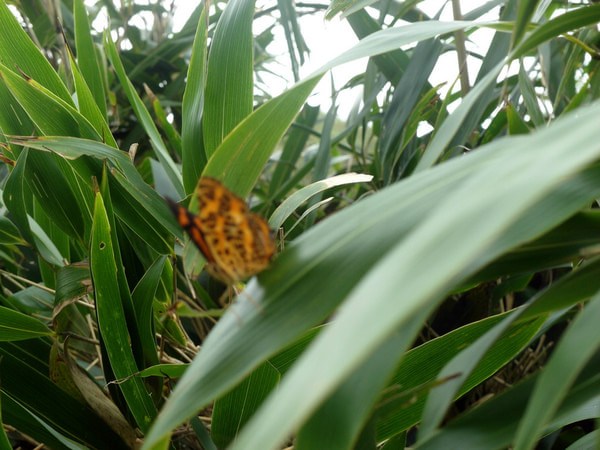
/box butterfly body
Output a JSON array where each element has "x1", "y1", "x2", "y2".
[{"x1": 168, "y1": 177, "x2": 276, "y2": 284}]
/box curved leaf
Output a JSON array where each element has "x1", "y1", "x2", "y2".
[
  {"x1": 0, "y1": 306, "x2": 52, "y2": 341},
  {"x1": 143, "y1": 99, "x2": 600, "y2": 450},
  {"x1": 203, "y1": 0, "x2": 255, "y2": 156},
  {"x1": 90, "y1": 192, "x2": 156, "y2": 431},
  {"x1": 269, "y1": 173, "x2": 373, "y2": 229},
  {"x1": 181, "y1": 6, "x2": 208, "y2": 193}
]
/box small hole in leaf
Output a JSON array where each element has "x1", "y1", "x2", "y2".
[{"x1": 99, "y1": 242, "x2": 106, "y2": 250}]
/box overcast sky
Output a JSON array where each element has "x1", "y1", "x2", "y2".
[{"x1": 100, "y1": 1, "x2": 500, "y2": 117}]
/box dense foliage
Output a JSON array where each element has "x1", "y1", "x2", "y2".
[{"x1": 0, "y1": 0, "x2": 599, "y2": 448}]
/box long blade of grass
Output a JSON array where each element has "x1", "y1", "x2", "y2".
[
  {"x1": 181, "y1": 5, "x2": 208, "y2": 193},
  {"x1": 90, "y1": 192, "x2": 156, "y2": 432},
  {"x1": 73, "y1": 0, "x2": 107, "y2": 120},
  {"x1": 513, "y1": 291, "x2": 600, "y2": 449},
  {"x1": 204, "y1": 20, "x2": 477, "y2": 198},
  {"x1": 230, "y1": 101, "x2": 600, "y2": 449},
  {"x1": 104, "y1": 33, "x2": 183, "y2": 198},
  {"x1": 143, "y1": 96, "x2": 600, "y2": 449},
  {"x1": 0, "y1": 1, "x2": 72, "y2": 104},
  {"x1": 202, "y1": 0, "x2": 255, "y2": 157},
  {"x1": 0, "y1": 306, "x2": 52, "y2": 341}
]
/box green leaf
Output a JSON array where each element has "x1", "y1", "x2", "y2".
[
  {"x1": 327, "y1": 0, "x2": 378, "y2": 20},
  {"x1": 143, "y1": 98, "x2": 600, "y2": 450},
  {"x1": 131, "y1": 256, "x2": 167, "y2": 368},
  {"x1": 28, "y1": 217, "x2": 65, "y2": 267},
  {"x1": 149, "y1": 90, "x2": 182, "y2": 158},
  {"x1": 0, "y1": 1, "x2": 72, "y2": 104},
  {"x1": 305, "y1": 101, "x2": 338, "y2": 228},
  {"x1": 10, "y1": 136, "x2": 182, "y2": 251},
  {"x1": 5, "y1": 287, "x2": 52, "y2": 316},
  {"x1": 211, "y1": 362, "x2": 280, "y2": 447},
  {"x1": 109, "y1": 171, "x2": 178, "y2": 254},
  {"x1": 268, "y1": 326, "x2": 322, "y2": 375},
  {"x1": 380, "y1": 38, "x2": 442, "y2": 182},
  {"x1": 296, "y1": 312, "x2": 427, "y2": 450},
  {"x1": 33, "y1": 197, "x2": 71, "y2": 286},
  {"x1": 518, "y1": 61, "x2": 545, "y2": 127},
  {"x1": 104, "y1": 33, "x2": 183, "y2": 198},
  {"x1": 0, "y1": 75, "x2": 34, "y2": 138},
  {"x1": 416, "y1": 368, "x2": 600, "y2": 449},
  {"x1": 416, "y1": 6, "x2": 600, "y2": 168},
  {"x1": 506, "y1": 103, "x2": 530, "y2": 135},
  {"x1": 0, "y1": 340, "x2": 129, "y2": 449},
  {"x1": 203, "y1": 20, "x2": 477, "y2": 198},
  {"x1": 376, "y1": 314, "x2": 537, "y2": 440},
  {"x1": 137, "y1": 364, "x2": 188, "y2": 379},
  {"x1": 191, "y1": 416, "x2": 218, "y2": 450},
  {"x1": 346, "y1": 10, "x2": 409, "y2": 85},
  {"x1": 0, "y1": 391, "x2": 11, "y2": 449},
  {"x1": 2, "y1": 149, "x2": 34, "y2": 244},
  {"x1": 269, "y1": 104, "x2": 320, "y2": 199},
  {"x1": 269, "y1": 173, "x2": 373, "y2": 230},
  {"x1": 416, "y1": 58, "x2": 504, "y2": 170},
  {"x1": 464, "y1": 209, "x2": 600, "y2": 286},
  {"x1": 203, "y1": 0, "x2": 255, "y2": 157},
  {"x1": 0, "y1": 306, "x2": 52, "y2": 341},
  {"x1": 54, "y1": 264, "x2": 94, "y2": 344},
  {"x1": 419, "y1": 309, "x2": 534, "y2": 438},
  {"x1": 68, "y1": 51, "x2": 116, "y2": 148},
  {"x1": 0, "y1": 216, "x2": 24, "y2": 245},
  {"x1": 181, "y1": 6, "x2": 208, "y2": 193},
  {"x1": 73, "y1": 0, "x2": 107, "y2": 120},
  {"x1": 512, "y1": 5, "x2": 600, "y2": 59},
  {"x1": 201, "y1": 75, "x2": 320, "y2": 199},
  {"x1": 229, "y1": 101, "x2": 600, "y2": 449},
  {"x1": 513, "y1": 291, "x2": 600, "y2": 450},
  {"x1": 3, "y1": 394, "x2": 88, "y2": 450},
  {"x1": 0, "y1": 62, "x2": 98, "y2": 139},
  {"x1": 565, "y1": 431, "x2": 600, "y2": 450},
  {"x1": 420, "y1": 255, "x2": 600, "y2": 441},
  {"x1": 25, "y1": 150, "x2": 86, "y2": 244},
  {"x1": 511, "y1": 0, "x2": 541, "y2": 49},
  {"x1": 90, "y1": 192, "x2": 156, "y2": 431}
]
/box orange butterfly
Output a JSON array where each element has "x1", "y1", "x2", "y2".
[{"x1": 167, "y1": 177, "x2": 276, "y2": 284}]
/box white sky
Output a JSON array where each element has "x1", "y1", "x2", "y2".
[
  {"x1": 94, "y1": 1, "x2": 500, "y2": 118},
  {"x1": 171, "y1": 1, "x2": 499, "y2": 117}
]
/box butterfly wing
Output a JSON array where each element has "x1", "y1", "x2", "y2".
[
  {"x1": 166, "y1": 197, "x2": 216, "y2": 263},
  {"x1": 198, "y1": 178, "x2": 276, "y2": 283},
  {"x1": 168, "y1": 177, "x2": 276, "y2": 284}
]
